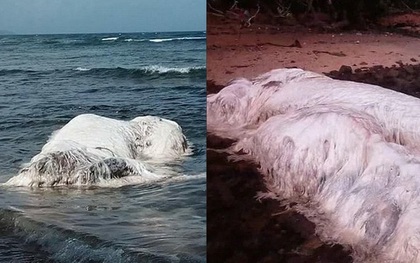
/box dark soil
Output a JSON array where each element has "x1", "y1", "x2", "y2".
[
  {"x1": 207, "y1": 63, "x2": 420, "y2": 262},
  {"x1": 326, "y1": 63, "x2": 420, "y2": 96},
  {"x1": 206, "y1": 80, "x2": 225, "y2": 95}
]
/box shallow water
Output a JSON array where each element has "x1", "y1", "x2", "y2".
[{"x1": 0, "y1": 31, "x2": 206, "y2": 262}]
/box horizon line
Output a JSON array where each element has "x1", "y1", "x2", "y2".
[{"x1": 2, "y1": 29, "x2": 206, "y2": 36}]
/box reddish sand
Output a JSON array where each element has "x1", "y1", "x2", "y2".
[{"x1": 207, "y1": 13, "x2": 420, "y2": 86}]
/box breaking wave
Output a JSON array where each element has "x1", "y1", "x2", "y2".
[
  {"x1": 74, "y1": 67, "x2": 91, "y2": 71},
  {"x1": 149, "y1": 37, "x2": 206, "y2": 43},
  {"x1": 101, "y1": 37, "x2": 119, "y2": 41},
  {"x1": 0, "y1": 32, "x2": 206, "y2": 48},
  {"x1": 0, "y1": 66, "x2": 205, "y2": 80},
  {"x1": 73, "y1": 65, "x2": 206, "y2": 79}
]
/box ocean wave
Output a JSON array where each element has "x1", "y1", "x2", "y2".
[
  {"x1": 140, "y1": 65, "x2": 204, "y2": 74},
  {"x1": 73, "y1": 65, "x2": 206, "y2": 79},
  {"x1": 18, "y1": 35, "x2": 205, "y2": 46},
  {"x1": 41, "y1": 39, "x2": 61, "y2": 44},
  {"x1": 0, "y1": 65, "x2": 205, "y2": 80},
  {"x1": 101, "y1": 37, "x2": 119, "y2": 41},
  {"x1": 74, "y1": 67, "x2": 91, "y2": 71},
  {"x1": 0, "y1": 69, "x2": 38, "y2": 76},
  {"x1": 0, "y1": 208, "x2": 178, "y2": 263},
  {"x1": 149, "y1": 37, "x2": 206, "y2": 43}
]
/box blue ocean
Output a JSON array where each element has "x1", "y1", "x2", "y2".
[{"x1": 0, "y1": 31, "x2": 206, "y2": 262}]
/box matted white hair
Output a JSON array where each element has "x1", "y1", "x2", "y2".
[
  {"x1": 208, "y1": 68, "x2": 420, "y2": 263},
  {"x1": 6, "y1": 114, "x2": 190, "y2": 187}
]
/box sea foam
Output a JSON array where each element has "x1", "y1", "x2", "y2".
[
  {"x1": 149, "y1": 36, "x2": 205, "y2": 43},
  {"x1": 141, "y1": 65, "x2": 204, "y2": 74},
  {"x1": 74, "y1": 67, "x2": 91, "y2": 71},
  {"x1": 101, "y1": 37, "x2": 119, "y2": 41}
]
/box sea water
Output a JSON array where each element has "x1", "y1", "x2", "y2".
[{"x1": 0, "y1": 31, "x2": 206, "y2": 262}]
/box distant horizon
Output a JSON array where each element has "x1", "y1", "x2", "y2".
[
  {"x1": 0, "y1": 0, "x2": 205, "y2": 35},
  {"x1": 0, "y1": 29, "x2": 206, "y2": 36}
]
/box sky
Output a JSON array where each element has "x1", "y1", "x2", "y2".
[{"x1": 0, "y1": 0, "x2": 206, "y2": 34}]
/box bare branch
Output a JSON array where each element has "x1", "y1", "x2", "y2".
[
  {"x1": 230, "y1": 0, "x2": 239, "y2": 10},
  {"x1": 207, "y1": 2, "x2": 224, "y2": 15},
  {"x1": 244, "y1": 3, "x2": 260, "y2": 27}
]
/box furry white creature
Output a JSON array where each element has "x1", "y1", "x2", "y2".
[
  {"x1": 6, "y1": 114, "x2": 189, "y2": 187},
  {"x1": 208, "y1": 68, "x2": 420, "y2": 151},
  {"x1": 207, "y1": 68, "x2": 420, "y2": 263}
]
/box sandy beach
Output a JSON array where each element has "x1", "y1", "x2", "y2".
[{"x1": 207, "y1": 12, "x2": 420, "y2": 86}]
